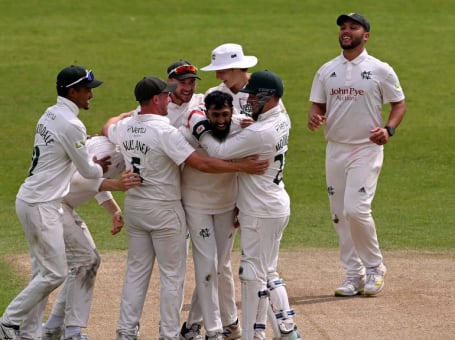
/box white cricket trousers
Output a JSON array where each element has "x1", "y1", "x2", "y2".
[
  {"x1": 185, "y1": 209, "x2": 238, "y2": 335},
  {"x1": 326, "y1": 141, "x2": 384, "y2": 277},
  {"x1": 117, "y1": 198, "x2": 187, "y2": 340},
  {"x1": 1, "y1": 199, "x2": 67, "y2": 339},
  {"x1": 238, "y1": 213, "x2": 290, "y2": 340},
  {"x1": 47, "y1": 204, "x2": 100, "y2": 328}
]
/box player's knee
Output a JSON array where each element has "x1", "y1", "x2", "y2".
[
  {"x1": 239, "y1": 261, "x2": 259, "y2": 282},
  {"x1": 344, "y1": 204, "x2": 369, "y2": 222}
]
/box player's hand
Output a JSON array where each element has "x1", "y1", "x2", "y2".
[
  {"x1": 93, "y1": 155, "x2": 112, "y2": 173},
  {"x1": 120, "y1": 169, "x2": 142, "y2": 190},
  {"x1": 236, "y1": 155, "x2": 269, "y2": 175},
  {"x1": 111, "y1": 211, "x2": 123, "y2": 235},
  {"x1": 308, "y1": 113, "x2": 326, "y2": 131},
  {"x1": 240, "y1": 118, "x2": 255, "y2": 129},
  {"x1": 369, "y1": 127, "x2": 389, "y2": 145}
]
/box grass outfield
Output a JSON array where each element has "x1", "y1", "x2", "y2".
[{"x1": 1, "y1": 0, "x2": 454, "y2": 306}]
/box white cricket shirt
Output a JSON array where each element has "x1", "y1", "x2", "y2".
[
  {"x1": 63, "y1": 136, "x2": 125, "y2": 209},
  {"x1": 197, "y1": 105, "x2": 291, "y2": 218},
  {"x1": 310, "y1": 50, "x2": 405, "y2": 144},
  {"x1": 168, "y1": 93, "x2": 205, "y2": 127},
  {"x1": 17, "y1": 96, "x2": 103, "y2": 204},
  {"x1": 107, "y1": 114, "x2": 195, "y2": 201},
  {"x1": 179, "y1": 107, "x2": 247, "y2": 214}
]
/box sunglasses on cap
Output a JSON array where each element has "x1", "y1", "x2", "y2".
[
  {"x1": 168, "y1": 65, "x2": 197, "y2": 77},
  {"x1": 65, "y1": 69, "x2": 94, "y2": 88}
]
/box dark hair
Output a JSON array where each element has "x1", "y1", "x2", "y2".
[
  {"x1": 57, "y1": 86, "x2": 71, "y2": 97},
  {"x1": 204, "y1": 90, "x2": 233, "y2": 110}
]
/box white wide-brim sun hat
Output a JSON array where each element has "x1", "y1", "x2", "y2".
[{"x1": 201, "y1": 43, "x2": 258, "y2": 71}]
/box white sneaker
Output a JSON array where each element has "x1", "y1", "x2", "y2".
[
  {"x1": 179, "y1": 322, "x2": 203, "y2": 340},
  {"x1": 364, "y1": 264, "x2": 387, "y2": 296},
  {"x1": 0, "y1": 323, "x2": 19, "y2": 340},
  {"x1": 279, "y1": 320, "x2": 301, "y2": 340},
  {"x1": 334, "y1": 276, "x2": 365, "y2": 296},
  {"x1": 205, "y1": 333, "x2": 223, "y2": 340},
  {"x1": 222, "y1": 319, "x2": 241, "y2": 339}
]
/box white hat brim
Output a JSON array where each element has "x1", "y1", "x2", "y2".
[{"x1": 201, "y1": 56, "x2": 258, "y2": 71}]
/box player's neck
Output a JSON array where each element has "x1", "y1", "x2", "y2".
[{"x1": 343, "y1": 46, "x2": 364, "y2": 61}]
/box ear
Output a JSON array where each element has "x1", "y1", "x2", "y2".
[{"x1": 364, "y1": 32, "x2": 370, "y2": 42}]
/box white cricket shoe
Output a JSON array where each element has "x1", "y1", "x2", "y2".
[
  {"x1": 364, "y1": 264, "x2": 387, "y2": 296},
  {"x1": 222, "y1": 319, "x2": 241, "y2": 339},
  {"x1": 278, "y1": 320, "x2": 301, "y2": 340},
  {"x1": 0, "y1": 322, "x2": 19, "y2": 340},
  {"x1": 334, "y1": 276, "x2": 365, "y2": 296},
  {"x1": 179, "y1": 322, "x2": 203, "y2": 340},
  {"x1": 205, "y1": 333, "x2": 223, "y2": 340}
]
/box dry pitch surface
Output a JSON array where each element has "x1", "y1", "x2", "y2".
[{"x1": 5, "y1": 249, "x2": 455, "y2": 339}]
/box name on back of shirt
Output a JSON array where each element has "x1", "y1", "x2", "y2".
[{"x1": 123, "y1": 140, "x2": 150, "y2": 155}]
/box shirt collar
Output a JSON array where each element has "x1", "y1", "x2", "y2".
[
  {"x1": 341, "y1": 49, "x2": 368, "y2": 65},
  {"x1": 257, "y1": 105, "x2": 284, "y2": 121},
  {"x1": 135, "y1": 112, "x2": 170, "y2": 124},
  {"x1": 57, "y1": 96, "x2": 79, "y2": 116}
]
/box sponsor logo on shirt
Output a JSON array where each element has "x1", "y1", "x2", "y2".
[{"x1": 330, "y1": 87, "x2": 365, "y2": 101}]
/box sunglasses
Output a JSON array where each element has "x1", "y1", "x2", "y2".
[
  {"x1": 168, "y1": 65, "x2": 197, "y2": 77},
  {"x1": 65, "y1": 69, "x2": 94, "y2": 88}
]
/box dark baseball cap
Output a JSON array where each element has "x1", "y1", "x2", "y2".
[
  {"x1": 240, "y1": 70, "x2": 284, "y2": 97},
  {"x1": 337, "y1": 13, "x2": 370, "y2": 32},
  {"x1": 134, "y1": 76, "x2": 177, "y2": 102},
  {"x1": 167, "y1": 59, "x2": 201, "y2": 80},
  {"x1": 56, "y1": 65, "x2": 103, "y2": 88}
]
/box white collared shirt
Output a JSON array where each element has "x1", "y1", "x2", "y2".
[
  {"x1": 310, "y1": 50, "x2": 405, "y2": 144},
  {"x1": 17, "y1": 96, "x2": 103, "y2": 203}
]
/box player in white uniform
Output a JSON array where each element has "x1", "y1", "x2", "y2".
[
  {"x1": 190, "y1": 71, "x2": 300, "y2": 340},
  {"x1": 308, "y1": 13, "x2": 406, "y2": 297},
  {"x1": 178, "y1": 91, "x2": 246, "y2": 340},
  {"x1": 41, "y1": 136, "x2": 140, "y2": 340},
  {"x1": 166, "y1": 60, "x2": 205, "y2": 127},
  {"x1": 102, "y1": 76, "x2": 268, "y2": 340},
  {"x1": 0, "y1": 65, "x2": 109, "y2": 340},
  {"x1": 201, "y1": 43, "x2": 257, "y2": 113}
]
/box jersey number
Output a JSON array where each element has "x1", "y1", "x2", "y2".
[
  {"x1": 273, "y1": 153, "x2": 285, "y2": 185},
  {"x1": 131, "y1": 156, "x2": 144, "y2": 182},
  {"x1": 28, "y1": 146, "x2": 40, "y2": 176}
]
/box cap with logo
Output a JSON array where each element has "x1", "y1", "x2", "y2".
[
  {"x1": 240, "y1": 70, "x2": 284, "y2": 97},
  {"x1": 336, "y1": 13, "x2": 370, "y2": 32},
  {"x1": 167, "y1": 60, "x2": 201, "y2": 80},
  {"x1": 201, "y1": 43, "x2": 258, "y2": 71},
  {"x1": 57, "y1": 65, "x2": 103, "y2": 88},
  {"x1": 134, "y1": 76, "x2": 177, "y2": 102}
]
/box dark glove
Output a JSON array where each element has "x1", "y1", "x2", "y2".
[{"x1": 192, "y1": 119, "x2": 212, "y2": 141}]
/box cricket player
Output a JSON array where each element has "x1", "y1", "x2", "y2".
[
  {"x1": 178, "y1": 91, "x2": 247, "y2": 340},
  {"x1": 201, "y1": 43, "x2": 257, "y2": 114},
  {"x1": 190, "y1": 71, "x2": 300, "y2": 340},
  {"x1": 102, "y1": 76, "x2": 268, "y2": 340},
  {"x1": 41, "y1": 136, "x2": 140, "y2": 340},
  {"x1": 0, "y1": 65, "x2": 109, "y2": 340},
  {"x1": 308, "y1": 13, "x2": 406, "y2": 297}
]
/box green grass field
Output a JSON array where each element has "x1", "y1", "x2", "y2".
[{"x1": 1, "y1": 0, "x2": 454, "y2": 308}]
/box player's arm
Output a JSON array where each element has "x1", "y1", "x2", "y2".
[
  {"x1": 101, "y1": 110, "x2": 134, "y2": 137},
  {"x1": 98, "y1": 198, "x2": 124, "y2": 235},
  {"x1": 98, "y1": 170, "x2": 141, "y2": 191},
  {"x1": 370, "y1": 100, "x2": 406, "y2": 145},
  {"x1": 62, "y1": 124, "x2": 106, "y2": 178},
  {"x1": 307, "y1": 102, "x2": 327, "y2": 131},
  {"x1": 184, "y1": 151, "x2": 268, "y2": 175}
]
